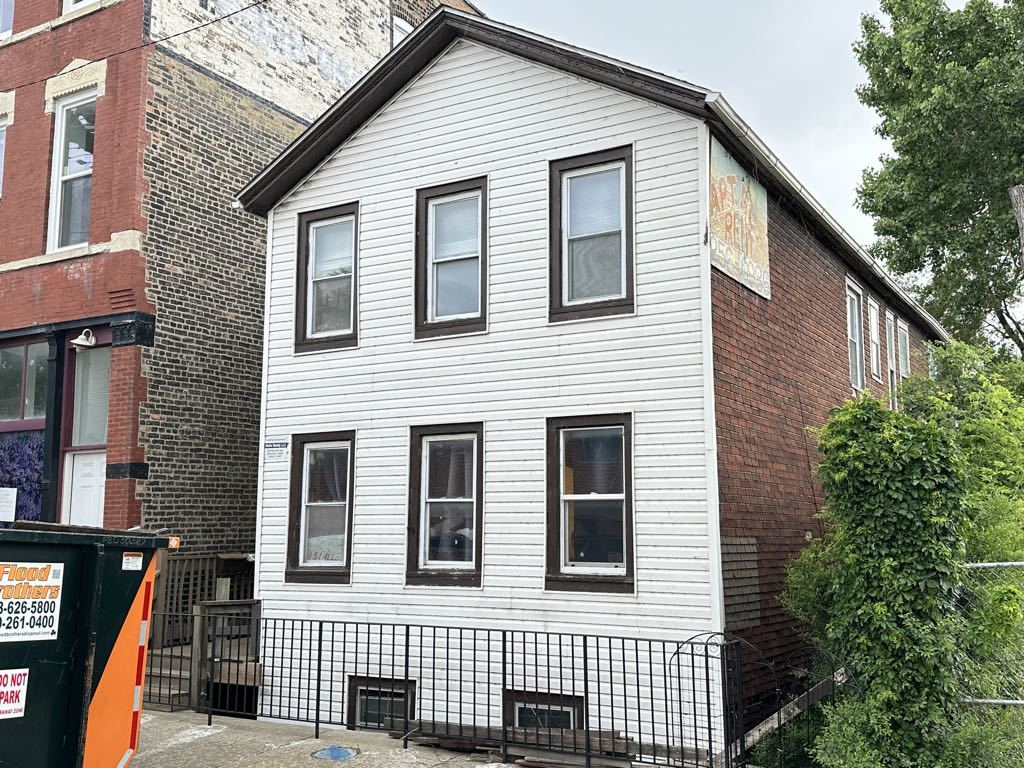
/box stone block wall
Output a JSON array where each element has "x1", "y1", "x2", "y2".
[{"x1": 138, "y1": 51, "x2": 303, "y2": 553}]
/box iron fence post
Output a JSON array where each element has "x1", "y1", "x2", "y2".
[
  {"x1": 207, "y1": 614, "x2": 215, "y2": 727},
  {"x1": 501, "y1": 630, "x2": 508, "y2": 763},
  {"x1": 403, "y1": 624, "x2": 411, "y2": 750},
  {"x1": 734, "y1": 642, "x2": 746, "y2": 766},
  {"x1": 315, "y1": 621, "x2": 323, "y2": 740},
  {"x1": 582, "y1": 635, "x2": 591, "y2": 768}
]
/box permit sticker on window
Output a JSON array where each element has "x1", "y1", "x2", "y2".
[{"x1": 0, "y1": 563, "x2": 63, "y2": 642}]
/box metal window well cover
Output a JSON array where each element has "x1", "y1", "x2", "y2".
[
  {"x1": 313, "y1": 745, "x2": 358, "y2": 760},
  {"x1": 0, "y1": 522, "x2": 169, "y2": 768}
]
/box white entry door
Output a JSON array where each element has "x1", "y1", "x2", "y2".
[{"x1": 62, "y1": 450, "x2": 106, "y2": 527}]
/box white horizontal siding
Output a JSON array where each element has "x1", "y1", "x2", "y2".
[{"x1": 259, "y1": 39, "x2": 714, "y2": 638}]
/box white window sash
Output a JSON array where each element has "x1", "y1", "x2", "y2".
[
  {"x1": 0, "y1": 0, "x2": 11, "y2": 38},
  {"x1": 427, "y1": 190, "x2": 481, "y2": 323},
  {"x1": 561, "y1": 162, "x2": 627, "y2": 307},
  {"x1": 419, "y1": 433, "x2": 477, "y2": 570},
  {"x1": 0, "y1": 125, "x2": 6, "y2": 198},
  {"x1": 559, "y1": 425, "x2": 626, "y2": 574},
  {"x1": 868, "y1": 299, "x2": 881, "y2": 380},
  {"x1": 898, "y1": 321, "x2": 911, "y2": 379},
  {"x1": 886, "y1": 312, "x2": 899, "y2": 409},
  {"x1": 299, "y1": 441, "x2": 350, "y2": 568},
  {"x1": 63, "y1": 0, "x2": 91, "y2": 12},
  {"x1": 845, "y1": 283, "x2": 865, "y2": 390},
  {"x1": 47, "y1": 88, "x2": 96, "y2": 252},
  {"x1": 305, "y1": 215, "x2": 355, "y2": 339}
]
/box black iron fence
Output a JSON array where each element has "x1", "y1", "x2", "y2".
[{"x1": 145, "y1": 613, "x2": 747, "y2": 767}]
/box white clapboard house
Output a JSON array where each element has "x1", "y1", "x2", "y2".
[{"x1": 236, "y1": 8, "x2": 943, "y2": 760}]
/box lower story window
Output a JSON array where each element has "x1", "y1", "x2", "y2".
[
  {"x1": 546, "y1": 414, "x2": 634, "y2": 593},
  {"x1": 347, "y1": 677, "x2": 415, "y2": 730},
  {"x1": 0, "y1": 340, "x2": 48, "y2": 428},
  {"x1": 407, "y1": 423, "x2": 483, "y2": 586},
  {"x1": 287, "y1": 431, "x2": 355, "y2": 584},
  {"x1": 505, "y1": 689, "x2": 585, "y2": 731}
]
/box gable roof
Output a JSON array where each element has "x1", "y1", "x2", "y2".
[{"x1": 237, "y1": 8, "x2": 947, "y2": 341}]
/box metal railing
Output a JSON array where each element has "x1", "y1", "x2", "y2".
[{"x1": 146, "y1": 613, "x2": 747, "y2": 767}]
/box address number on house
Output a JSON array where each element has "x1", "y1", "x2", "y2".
[{"x1": 0, "y1": 563, "x2": 63, "y2": 643}]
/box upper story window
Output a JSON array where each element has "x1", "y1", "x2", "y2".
[
  {"x1": 886, "y1": 311, "x2": 899, "y2": 409},
  {"x1": 546, "y1": 414, "x2": 634, "y2": 593},
  {"x1": 549, "y1": 146, "x2": 634, "y2": 322},
  {"x1": 898, "y1": 320, "x2": 911, "y2": 379},
  {"x1": 295, "y1": 203, "x2": 358, "y2": 352},
  {"x1": 0, "y1": 122, "x2": 7, "y2": 199},
  {"x1": 48, "y1": 90, "x2": 96, "y2": 251},
  {"x1": 392, "y1": 16, "x2": 413, "y2": 47},
  {"x1": 0, "y1": 0, "x2": 12, "y2": 38},
  {"x1": 406, "y1": 423, "x2": 483, "y2": 587},
  {"x1": 868, "y1": 298, "x2": 881, "y2": 381},
  {"x1": 846, "y1": 281, "x2": 865, "y2": 390},
  {"x1": 0, "y1": 341, "x2": 48, "y2": 430},
  {"x1": 415, "y1": 178, "x2": 487, "y2": 339},
  {"x1": 63, "y1": 0, "x2": 92, "y2": 12},
  {"x1": 287, "y1": 431, "x2": 355, "y2": 583}
]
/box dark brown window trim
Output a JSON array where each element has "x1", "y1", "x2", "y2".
[
  {"x1": 503, "y1": 688, "x2": 586, "y2": 728},
  {"x1": 545, "y1": 413, "x2": 634, "y2": 593},
  {"x1": 548, "y1": 146, "x2": 634, "y2": 323},
  {"x1": 346, "y1": 676, "x2": 416, "y2": 730},
  {"x1": 295, "y1": 203, "x2": 359, "y2": 353},
  {"x1": 415, "y1": 177, "x2": 488, "y2": 339},
  {"x1": 406, "y1": 422, "x2": 484, "y2": 587},
  {"x1": 286, "y1": 430, "x2": 356, "y2": 584}
]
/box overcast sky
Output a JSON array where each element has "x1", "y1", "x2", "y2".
[{"x1": 472, "y1": 0, "x2": 891, "y2": 246}]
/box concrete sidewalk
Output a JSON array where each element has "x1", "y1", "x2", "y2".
[{"x1": 132, "y1": 710, "x2": 506, "y2": 767}]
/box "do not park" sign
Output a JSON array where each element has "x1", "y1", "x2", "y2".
[{"x1": 0, "y1": 668, "x2": 28, "y2": 719}]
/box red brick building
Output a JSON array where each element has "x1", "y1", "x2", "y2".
[{"x1": 0, "y1": 0, "x2": 475, "y2": 547}]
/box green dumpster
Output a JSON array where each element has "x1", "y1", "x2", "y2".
[{"x1": 0, "y1": 522, "x2": 168, "y2": 768}]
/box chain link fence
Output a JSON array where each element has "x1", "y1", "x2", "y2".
[{"x1": 954, "y1": 562, "x2": 1024, "y2": 765}]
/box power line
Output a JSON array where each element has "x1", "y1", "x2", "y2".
[{"x1": 2, "y1": 0, "x2": 272, "y2": 92}]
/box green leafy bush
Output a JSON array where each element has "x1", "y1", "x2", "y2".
[{"x1": 781, "y1": 343, "x2": 1024, "y2": 766}]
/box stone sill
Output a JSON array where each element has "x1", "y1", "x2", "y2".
[
  {"x1": 0, "y1": 230, "x2": 143, "y2": 273},
  {"x1": 0, "y1": 0, "x2": 121, "y2": 51}
]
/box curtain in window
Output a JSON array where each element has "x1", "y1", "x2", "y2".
[
  {"x1": 71, "y1": 346, "x2": 110, "y2": 446},
  {"x1": 566, "y1": 168, "x2": 623, "y2": 301},
  {"x1": 425, "y1": 438, "x2": 474, "y2": 563},
  {"x1": 433, "y1": 197, "x2": 478, "y2": 259}
]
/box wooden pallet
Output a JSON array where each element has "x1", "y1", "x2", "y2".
[{"x1": 384, "y1": 718, "x2": 636, "y2": 759}]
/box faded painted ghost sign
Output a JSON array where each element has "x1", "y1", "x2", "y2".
[{"x1": 710, "y1": 138, "x2": 771, "y2": 298}]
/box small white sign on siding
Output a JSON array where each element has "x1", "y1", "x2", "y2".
[{"x1": 263, "y1": 436, "x2": 289, "y2": 463}]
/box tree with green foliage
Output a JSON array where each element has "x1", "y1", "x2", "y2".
[
  {"x1": 781, "y1": 344, "x2": 1024, "y2": 766},
  {"x1": 855, "y1": 0, "x2": 1024, "y2": 354}
]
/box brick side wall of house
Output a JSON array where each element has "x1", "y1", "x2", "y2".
[
  {"x1": 712, "y1": 197, "x2": 933, "y2": 696},
  {"x1": 138, "y1": 51, "x2": 303, "y2": 554}
]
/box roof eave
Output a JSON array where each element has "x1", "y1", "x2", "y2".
[
  {"x1": 237, "y1": 8, "x2": 710, "y2": 216},
  {"x1": 703, "y1": 92, "x2": 948, "y2": 342}
]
